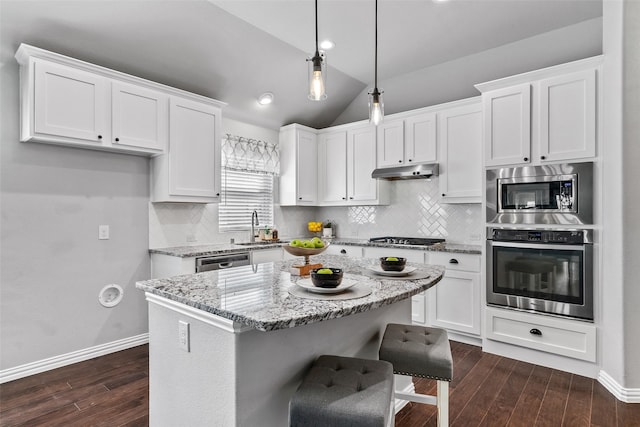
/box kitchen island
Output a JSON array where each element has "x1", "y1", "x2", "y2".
[{"x1": 136, "y1": 255, "x2": 444, "y2": 427}]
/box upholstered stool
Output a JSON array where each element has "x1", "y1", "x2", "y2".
[
  {"x1": 289, "y1": 355, "x2": 395, "y2": 427},
  {"x1": 379, "y1": 324, "x2": 453, "y2": 426}
]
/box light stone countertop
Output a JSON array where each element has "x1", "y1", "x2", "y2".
[
  {"x1": 136, "y1": 255, "x2": 445, "y2": 332},
  {"x1": 148, "y1": 238, "x2": 481, "y2": 258}
]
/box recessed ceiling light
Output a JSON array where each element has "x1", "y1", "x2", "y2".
[
  {"x1": 257, "y1": 92, "x2": 274, "y2": 105},
  {"x1": 319, "y1": 40, "x2": 335, "y2": 50}
]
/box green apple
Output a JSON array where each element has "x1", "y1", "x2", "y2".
[
  {"x1": 290, "y1": 239, "x2": 303, "y2": 247},
  {"x1": 316, "y1": 268, "x2": 333, "y2": 274},
  {"x1": 314, "y1": 241, "x2": 325, "y2": 248},
  {"x1": 311, "y1": 237, "x2": 322, "y2": 243},
  {"x1": 386, "y1": 257, "x2": 399, "y2": 261},
  {"x1": 302, "y1": 240, "x2": 315, "y2": 248}
]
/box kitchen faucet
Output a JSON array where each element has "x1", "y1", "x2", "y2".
[{"x1": 250, "y1": 210, "x2": 259, "y2": 243}]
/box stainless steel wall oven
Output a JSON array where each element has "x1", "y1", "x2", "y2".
[
  {"x1": 487, "y1": 228, "x2": 593, "y2": 321},
  {"x1": 486, "y1": 162, "x2": 593, "y2": 225}
]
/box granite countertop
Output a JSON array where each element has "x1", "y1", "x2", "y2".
[
  {"x1": 136, "y1": 254, "x2": 444, "y2": 332},
  {"x1": 149, "y1": 238, "x2": 481, "y2": 258}
]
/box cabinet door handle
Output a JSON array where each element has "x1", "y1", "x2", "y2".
[
  {"x1": 398, "y1": 160, "x2": 403, "y2": 163},
  {"x1": 216, "y1": 193, "x2": 220, "y2": 197},
  {"x1": 340, "y1": 249, "x2": 347, "y2": 254},
  {"x1": 349, "y1": 196, "x2": 354, "y2": 200},
  {"x1": 342, "y1": 197, "x2": 346, "y2": 200},
  {"x1": 408, "y1": 159, "x2": 412, "y2": 162},
  {"x1": 523, "y1": 157, "x2": 529, "y2": 162},
  {"x1": 442, "y1": 193, "x2": 446, "y2": 197},
  {"x1": 97, "y1": 135, "x2": 103, "y2": 140},
  {"x1": 541, "y1": 155, "x2": 546, "y2": 160},
  {"x1": 529, "y1": 328, "x2": 542, "y2": 336},
  {"x1": 298, "y1": 197, "x2": 302, "y2": 200},
  {"x1": 449, "y1": 259, "x2": 458, "y2": 264},
  {"x1": 115, "y1": 137, "x2": 120, "y2": 142}
]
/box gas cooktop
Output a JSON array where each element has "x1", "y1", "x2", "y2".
[{"x1": 369, "y1": 236, "x2": 446, "y2": 246}]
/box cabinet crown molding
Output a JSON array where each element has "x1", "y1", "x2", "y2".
[
  {"x1": 474, "y1": 55, "x2": 603, "y2": 93},
  {"x1": 15, "y1": 43, "x2": 226, "y2": 108}
]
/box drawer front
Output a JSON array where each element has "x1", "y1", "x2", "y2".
[
  {"x1": 485, "y1": 307, "x2": 596, "y2": 362},
  {"x1": 324, "y1": 245, "x2": 364, "y2": 258},
  {"x1": 429, "y1": 252, "x2": 480, "y2": 272}
]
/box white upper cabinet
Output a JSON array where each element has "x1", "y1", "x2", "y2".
[
  {"x1": 318, "y1": 130, "x2": 348, "y2": 203},
  {"x1": 538, "y1": 69, "x2": 596, "y2": 163},
  {"x1": 111, "y1": 81, "x2": 167, "y2": 154},
  {"x1": 438, "y1": 100, "x2": 483, "y2": 203},
  {"x1": 16, "y1": 43, "x2": 223, "y2": 158},
  {"x1": 482, "y1": 84, "x2": 531, "y2": 167},
  {"x1": 32, "y1": 60, "x2": 109, "y2": 145},
  {"x1": 279, "y1": 125, "x2": 318, "y2": 206},
  {"x1": 151, "y1": 97, "x2": 221, "y2": 203},
  {"x1": 318, "y1": 124, "x2": 388, "y2": 206},
  {"x1": 376, "y1": 119, "x2": 405, "y2": 167},
  {"x1": 477, "y1": 56, "x2": 601, "y2": 167},
  {"x1": 376, "y1": 112, "x2": 437, "y2": 168}
]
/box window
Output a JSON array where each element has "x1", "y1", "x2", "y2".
[
  {"x1": 219, "y1": 169, "x2": 274, "y2": 231},
  {"x1": 218, "y1": 134, "x2": 279, "y2": 232}
]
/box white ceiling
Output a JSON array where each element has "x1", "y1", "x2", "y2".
[
  {"x1": 0, "y1": 1, "x2": 602, "y2": 130},
  {"x1": 212, "y1": 0, "x2": 602, "y2": 84}
]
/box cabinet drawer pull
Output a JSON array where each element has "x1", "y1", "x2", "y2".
[
  {"x1": 523, "y1": 157, "x2": 529, "y2": 162},
  {"x1": 529, "y1": 328, "x2": 542, "y2": 336},
  {"x1": 97, "y1": 135, "x2": 103, "y2": 140},
  {"x1": 408, "y1": 159, "x2": 412, "y2": 162},
  {"x1": 449, "y1": 259, "x2": 459, "y2": 264},
  {"x1": 541, "y1": 155, "x2": 546, "y2": 160},
  {"x1": 340, "y1": 249, "x2": 347, "y2": 254},
  {"x1": 115, "y1": 137, "x2": 120, "y2": 142},
  {"x1": 398, "y1": 160, "x2": 403, "y2": 163}
]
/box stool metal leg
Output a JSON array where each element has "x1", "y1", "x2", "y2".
[{"x1": 436, "y1": 380, "x2": 449, "y2": 427}]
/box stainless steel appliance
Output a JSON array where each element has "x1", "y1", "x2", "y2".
[
  {"x1": 486, "y1": 162, "x2": 593, "y2": 225},
  {"x1": 369, "y1": 236, "x2": 445, "y2": 246},
  {"x1": 371, "y1": 163, "x2": 439, "y2": 180},
  {"x1": 487, "y1": 228, "x2": 593, "y2": 320},
  {"x1": 195, "y1": 252, "x2": 251, "y2": 273}
]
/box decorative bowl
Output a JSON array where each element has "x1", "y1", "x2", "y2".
[
  {"x1": 379, "y1": 257, "x2": 407, "y2": 272},
  {"x1": 310, "y1": 268, "x2": 344, "y2": 288},
  {"x1": 283, "y1": 240, "x2": 329, "y2": 260}
]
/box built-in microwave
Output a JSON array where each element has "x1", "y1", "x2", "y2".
[{"x1": 486, "y1": 162, "x2": 593, "y2": 225}]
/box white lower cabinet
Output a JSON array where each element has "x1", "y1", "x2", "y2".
[
  {"x1": 485, "y1": 306, "x2": 596, "y2": 362},
  {"x1": 251, "y1": 248, "x2": 283, "y2": 264},
  {"x1": 424, "y1": 252, "x2": 482, "y2": 339},
  {"x1": 324, "y1": 244, "x2": 364, "y2": 258}
]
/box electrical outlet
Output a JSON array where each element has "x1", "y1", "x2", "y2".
[
  {"x1": 178, "y1": 320, "x2": 190, "y2": 352},
  {"x1": 98, "y1": 225, "x2": 110, "y2": 240}
]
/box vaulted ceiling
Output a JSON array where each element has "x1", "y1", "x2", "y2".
[{"x1": 1, "y1": 1, "x2": 602, "y2": 130}]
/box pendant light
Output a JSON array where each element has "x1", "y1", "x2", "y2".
[
  {"x1": 307, "y1": 0, "x2": 327, "y2": 101},
  {"x1": 368, "y1": 0, "x2": 384, "y2": 125}
]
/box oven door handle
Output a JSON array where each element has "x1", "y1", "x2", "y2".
[{"x1": 488, "y1": 240, "x2": 588, "y2": 251}]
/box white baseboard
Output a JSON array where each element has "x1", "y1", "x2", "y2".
[
  {"x1": 598, "y1": 370, "x2": 640, "y2": 403},
  {"x1": 0, "y1": 333, "x2": 149, "y2": 384}
]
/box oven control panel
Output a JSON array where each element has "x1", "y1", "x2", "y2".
[{"x1": 490, "y1": 229, "x2": 587, "y2": 244}]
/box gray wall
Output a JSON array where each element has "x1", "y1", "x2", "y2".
[
  {"x1": 332, "y1": 18, "x2": 603, "y2": 126},
  {"x1": 0, "y1": 23, "x2": 150, "y2": 369},
  {"x1": 622, "y1": 0, "x2": 640, "y2": 388}
]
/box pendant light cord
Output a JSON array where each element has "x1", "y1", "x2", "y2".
[
  {"x1": 315, "y1": 0, "x2": 319, "y2": 54},
  {"x1": 374, "y1": 0, "x2": 378, "y2": 89}
]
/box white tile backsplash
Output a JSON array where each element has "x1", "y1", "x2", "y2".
[{"x1": 149, "y1": 177, "x2": 482, "y2": 248}]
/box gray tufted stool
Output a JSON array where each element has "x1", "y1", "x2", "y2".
[
  {"x1": 379, "y1": 324, "x2": 453, "y2": 426},
  {"x1": 289, "y1": 355, "x2": 395, "y2": 427}
]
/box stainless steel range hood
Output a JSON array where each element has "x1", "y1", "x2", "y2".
[{"x1": 371, "y1": 163, "x2": 439, "y2": 180}]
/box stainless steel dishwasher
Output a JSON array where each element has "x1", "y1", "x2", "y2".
[{"x1": 195, "y1": 252, "x2": 251, "y2": 272}]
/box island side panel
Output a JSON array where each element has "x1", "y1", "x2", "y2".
[
  {"x1": 147, "y1": 295, "x2": 240, "y2": 427},
  {"x1": 235, "y1": 299, "x2": 413, "y2": 427}
]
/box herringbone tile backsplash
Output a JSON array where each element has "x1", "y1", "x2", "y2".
[{"x1": 149, "y1": 178, "x2": 482, "y2": 248}]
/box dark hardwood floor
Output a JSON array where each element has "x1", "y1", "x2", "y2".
[{"x1": 1, "y1": 342, "x2": 639, "y2": 426}]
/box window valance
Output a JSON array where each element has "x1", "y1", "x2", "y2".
[{"x1": 222, "y1": 134, "x2": 280, "y2": 176}]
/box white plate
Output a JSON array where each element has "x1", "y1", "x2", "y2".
[
  {"x1": 296, "y1": 277, "x2": 359, "y2": 294},
  {"x1": 367, "y1": 265, "x2": 417, "y2": 277}
]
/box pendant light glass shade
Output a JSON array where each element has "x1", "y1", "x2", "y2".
[
  {"x1": 369, "y1": 0, "x2": 383, "y2": 125},
  {"x1": 368, "y1": 87, "x2": 384, "y2": 125},
  {"x1": 307, "y1": 0, "x2": 327, "y2": 101},
  {"x1": 307, "y1": 51, "x2": 327, "y2": 101}
]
